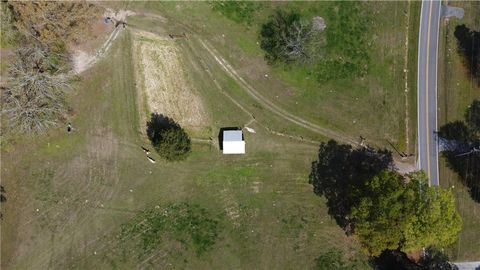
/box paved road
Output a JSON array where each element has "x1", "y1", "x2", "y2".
[{"x1": 417, "y1": 0, "x2": 442, "y2": 186}]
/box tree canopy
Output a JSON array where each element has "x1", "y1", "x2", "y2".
[
  {"x1": 7, "y1": 2, "x2": 98, "y2": 49},
  {"x1": 146, "y1": 113, "x2": 191, "y2": 161},
  {"x1": 310, "y1": 140, "x2": 462, "y2": 257},
  {"x1": 309, "y1": 140, "x2": 394, "y2": 229},
  {"x1": 260, "y1": 9, "x2": 314, "y2": 63},
  {"x1": 351, "y1": 171, "x2": 462, "y2": 256}
]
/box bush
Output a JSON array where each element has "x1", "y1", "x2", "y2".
[{"x1": 146, "y1": 113, "x2": 191, "y2": 161}]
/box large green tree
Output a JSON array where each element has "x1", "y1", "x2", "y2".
[
  {"x1": 402, "y1": 172, "x2": 463, "y2": 252},
  {"x1": 350, "y1": 171, "x2": 462, "y2": 256},
  {"x1": 146, "y1": 113, "x2": 191, "y2": 161},
  {"x1": 350, "y1": 170, "x2": 412, "y2": 256}
]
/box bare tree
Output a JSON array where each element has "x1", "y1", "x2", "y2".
[{"x1": 2, "y1": 45, "x2": 71, "y2": 134}]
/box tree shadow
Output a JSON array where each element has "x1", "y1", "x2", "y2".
[
  {"x1": 217, "y1": 127, "x2": 242, "y2": 151},
  {"x1": 438, "y1": 100, "x2": 480, "y2": 203},
  {"x1": 309, "y1": 140, "x2": 394, "y2": 231},
  {"x1": 0, "y1": 185, "x2": 6, "y2": 203},
  {"x1": 454, "y1": 24, "x2": 480, "y2": 85},
  {"x1": 146, "y1": 113, "x2": 180, "y2": 145}
]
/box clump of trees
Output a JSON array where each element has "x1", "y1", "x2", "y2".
[
  {"x1": 7, "y1": 2, "x2": 98, "y2": 50},
  {"x1": 454, "y1": 25, "x2": 480, "y2": 84},
  {"x1": 259, "y1": 2, "x2": 371, "y2": 82},
  {"x1": 1, "y1": 2, "x2": 99, "y2": 134},
  {"x1": 2, "y1": 45, "x2": 71, "y2": 133},
  {"x1": 438, "y1": 99, "x2": 480, "y2": 202},
  {"x1": 146, "y1": 113, "x2": 191, "y2": 161},
  {"x1": 310, "y1": 140, "x2": 462, "y2": 258}
]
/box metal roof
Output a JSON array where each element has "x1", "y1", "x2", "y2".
[
  {"x1": 222, "y1": 130, "x2": 245, "y2": 154},
  {"x1": 223, "y1": 130, "x2": 243, "y2": 142}
]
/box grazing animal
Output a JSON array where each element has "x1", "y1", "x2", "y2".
[
  {"x1": 141, "y1": 146, "x2": 150, "y2": 155},
  {"x1": 147, "y1": 156, "x2": 156, "y2": 163}
]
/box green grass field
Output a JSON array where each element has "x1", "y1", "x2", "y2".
[
  {"x1": 1, "y1": 1, "x2": 428, "y2": 268},
  {"x1": 124, "y1": 1, "x2": 419, "y2": 154},
  {"x1": 437, "y1": 1, "x2": 480, "y2": 261},
  {"x1": 1, "y1": 26, "x2": 369, "y2": 270}
]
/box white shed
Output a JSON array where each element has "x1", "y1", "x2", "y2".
[{"x1": 222, "y1": 130, "x2": 245, "y2": 154}]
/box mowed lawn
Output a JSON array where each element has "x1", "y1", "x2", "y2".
[
  {"x1": 1, "y1": 29, "x2": 368, "y2": 270},
  {"x1": 124, "y1": 1, "x2": 420, "y2": 154},
  {"x1": 437, "y1": 1, "x2": 480, "y2": 261}
]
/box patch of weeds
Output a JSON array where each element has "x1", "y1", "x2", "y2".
[
  {"x1": 315, "y1": 2, "x2": 371, "y2": 82},
  {"x1": 196, "y1": 165, "x2": 256, "y2": 187},
  {"x1": 32, "y1": 168, "x2": 59, "y2": 203},
  {"x1": 119, "y1": 202, "x2": 223, "y2": 256},
  {"x1": 210, "y1": 1, "x2": 262, "y2": 26}
]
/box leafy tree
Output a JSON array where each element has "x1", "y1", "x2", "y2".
[
  {"x1": 146, "y1": 113, "x2": 191, "y2": 161},
  {"x1": 260, "y1": 9, "x2": 313, "y2": 63},
  {"x1": 351, "y1": 170, "x2": 412, "y2": 256},
  {"x1": 309, "y1": 140, "x2": 394, "y2": 229},
  {"x1": 350, "y1": 171, "x2": 461, "y2": 256},
  {"x1": 402, "y1": 172, "x2": 462, "y2": 253}
]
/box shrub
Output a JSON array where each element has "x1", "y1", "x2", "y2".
[{"x1": 146, "y1": 113, "x2": 191, "y2": 161}]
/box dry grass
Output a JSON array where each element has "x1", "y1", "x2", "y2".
[{"x1": 133, "y1": 30, "x2": 209, "y2": 133}]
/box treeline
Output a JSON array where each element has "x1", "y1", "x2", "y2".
[{"x1": 1, "y1": 1, "x2": 98, "y2": 134}]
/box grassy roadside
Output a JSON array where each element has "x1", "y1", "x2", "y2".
[{"x1": 437, "y1": 1, "x2": 480, "y2": 261}]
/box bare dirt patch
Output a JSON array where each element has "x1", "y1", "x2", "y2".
[
  {"x1": 72, "y1": 9, "x2": 135, "y2": 74},
  {"x1": 132, "y1": 31, "x2": 209, "y2": 131}
]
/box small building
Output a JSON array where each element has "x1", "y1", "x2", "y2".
[{"x1": 222, "y1": 130, "x2": 245, "y2": 154}]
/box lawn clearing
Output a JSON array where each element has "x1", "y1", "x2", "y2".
[
  {"x1": 1, "y1": 20, "x2": 369, "y2": 270},
  {"x1": 128, "y1": 1, "x2": 419, "y2": 155}
]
